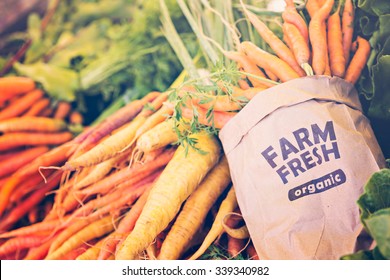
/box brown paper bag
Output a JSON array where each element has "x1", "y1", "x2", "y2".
[{"x1": 219, "y1": 76, "x2": 386, "y2": 260}]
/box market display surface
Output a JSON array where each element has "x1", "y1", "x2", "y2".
[{"x1": 0, "y1": 0, "x2": 389, "y2": 260}]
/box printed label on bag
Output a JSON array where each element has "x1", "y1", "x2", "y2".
[
  {"x1": 288, "y1": 169, "x2": 347, "y2": 201},
  {"x1": 260, "y1": 120, "x2": 341, "y2": 185}
]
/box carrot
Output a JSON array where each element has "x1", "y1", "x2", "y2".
[
  {"x1": 246, "y1": 242, "x2": 259, "y2": 260},
  {"x1": 23, "y1": 98, "x2": 50, "y2": 117},
  {"x1": 241, "y1": 41, "x2": 300, "y2": 82},
  {"x1": 223, "y1": 51, "x2": 275, "y2": 88},
  {"x1": 74, "y1": 152, "x2": 128, "y2": 190},
  {"x1": 0, "y1": 76, "x2": 35, "y2": 103},
  {"x1": 0, "y1": 235, "x2": 46, "y2": 258},
  {"x1": 98, "y1": 187, "x2": 153, "y2": 260},
  {"x1": 45, "y1": 215, "x2": 116, "y2": 260},
  {"x1": 63, "y1": 117, "x2": 145, "y2": 171},
  {"x1": 23, "y1": 233, "x2": 59, "y2": 260},
  {"x1": 283, "y1": 23, "x2": 312, "y2": 75},
  {"x1": 53, "y1": 101, "x2": 72, "y2": 120},
  {"x1": 77, "y1": 148, "x2": 174, "y2": 196},
  {"x1": 0, "y1": 146, "x2": 48, "y2": 178},
  {"x1": 0, "y1": 171, "x2": 61, "y2": 227},
  {"x1": 327, "y1": 3, "x2": 346, "y2": 77},
  {"x1": 308, "y1": 0, "x2": 334, "y2": 75},
  {"x1": 69, "y1": 111, "x2": 83, "y2": 125},
  {"x1": 282, "y1": 0, "x2": 309, "y2": 44},
  {"x1": 344, "y1": 36, "x2": 371, "y2": 84},
  {"x1": 227, "y1": 235, "x2": 247, "y2": 259},
  {"x1": 238, "y1": 79, "x2": 251, "y2": 90},
  {"x1": 158, "y1": 156, "x2": 231, "y2": 260},
  {"x1": 73, "y1": 91, "x2": 160, "y2": 156},
  {"x1": 62, "y1": 242, "x2": 92, "y2": 260},
  {"x1": 222, "y1": 212, "x2": 250, "y2": 240},
  {"x1": 166, "y1": 102, "x2": 236, "y2": 129},
  {"x1": 0, "y1": 218, "x2": 64, "y2": 239},
  {"x1": 115, "y1": 132, "x2": 221, "y2": 260},
  {"x1": 76, "y1": 238, "x2": 106, "y2": 260},
  {"x1": 38, "y1": 107, "x2": 54, "y2": 117},
  {"x1": 0, "y1": 117, "x2": 67, "y2": 133},
  {"x1": 135, "y1": 118, "x2": 180, "y2": 154},
  {"x1": 9, "y1": 172, "x2": 50, "y2": 204},
  {"x1": 306, "y1": 0, "x2": 320, "y2": 18},
  {"x1": 342, "y1": 0, "x2": 355, "y2": 64},
  {"x1": 189, "y1": 186, "x2": 238, "y2": 260},
  {"x1": 241, "y1": 3, "x2": 306, "y2": 77},
  {"x1": 0, "y1": 89, "x2": 44, "y2": 120}
]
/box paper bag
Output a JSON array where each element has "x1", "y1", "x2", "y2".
[{"x1": 219, "y1": 76, "x2": 386, "y2": 260}]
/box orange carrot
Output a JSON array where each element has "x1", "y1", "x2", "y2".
[
  {"x1": 283, "y1": 22, "x2": 312, "y2": 75},
  {"x1": 23, "y1": 233, "x2": 60, "y2": 260},
  {"x1": 0, "y1": 235, "x2": 46, "y2": 258},
  {"x1": 0, "y1": 117, "x2": 67, "y2": 133},
  {"x1": 306, "y1": 0, "x2": 320, "y2": 18},
  {"x1": 23, "y1": 98, "x2": 50, "y2": 117},
  {"x1": 344, "y1": 36, "x2": 371, "y2": 84},
  {"x1": 38, "y1": 107, "x2": 54, "y2": 117},
  {"x1": 0, "y1": 89, "x2": 44, "y2": 120},
  {"x1": 342, "y1": 0, "x2": 355, "y2": 64},
  {"x1": 0, "y1": 146, "x2": 49, "y2": 178},
  {"x1": 241, "y1": 41, "x2": 300, "y2": 82},
  {"x1": 309, "y1": 0, "x2": 334, "y2": 75},
  {"x1": 0, "y1": 131, "x2": 73, "y2": 152},
  {"x1": 167, "y1": 102, "x2": 235, "y2": 129},
  {"x1": 242, "y1": 6, "x2": 306, "y2": 77},
  {"x1": 282, "y1": 0, "x2": 309, "y2": 44},
  {"x1": 227, "y1": 235, "x2": 246, "y2": 259},
  {"x1": 246, "y1": 242, "x2": 259, "y2": 260},
  {"x1": 0, "y1": 172, "x2": 62, "y2": 231},
  {"x1": 0, "y1": 76, "x2": 35, "y2": 103},
  {"x1": 69, "y1": 111, "x2": 83, "y2": 125},
  {"x1": 327, "y1": 3, "x2": 346, "y2": 77},
  {"x1": 223, "y1": 51, "x2": 275, "y2": 88},
  {"x1": 54, "y1": 101, "x2": 72, "y2": 120}
]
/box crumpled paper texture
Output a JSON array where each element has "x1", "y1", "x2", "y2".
[{"x1": 219, "y1": 76, "x2": 386, "y2": 260}]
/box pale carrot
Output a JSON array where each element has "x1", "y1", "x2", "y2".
[
  {"x1": 189, "y1": 186, "x2": 238, "y2": 260},
  {"x1": 76, "y1": 238, "x2": 106, "y2": 260},
  {"x1": 0, "y1": 89, "x2": 44, "y2": 120},
  {"x1": 158, "y1": 156, "x2": 231, "y2": 260},
  {"x1": 344, "y1": 36, "x2": 371, "y2": 84},
  {"x1": 115, "y1": 132, "x2": 221, "y2": 259},
  {"x1": 45, "y1": 215, "x2": 116, "y2": 260}
]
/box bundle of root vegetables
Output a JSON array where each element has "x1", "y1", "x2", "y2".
[{"x1": 0, "y1": 0, "x2": 371, "y2": 260}]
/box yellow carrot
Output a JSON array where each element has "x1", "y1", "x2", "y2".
[
  {"x1": 115, "y1": 132, "x2": 221, "y2": 260},
  {"x1": 158, "y1": 156, "x2": 231, "y2": 260},
  {"x1": 189, "y1": 186, "x2": 238, "y2": 260},
  {"x1": 45, "y1": 215, "x2": 116, "y2": 260}
]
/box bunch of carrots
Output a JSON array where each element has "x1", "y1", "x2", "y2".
[
  {"x1": 0, "y1": 84, "x2": 256, "y2": 260},
  {"x1": 169, "y1": 0, "x2": 366, "y2": 129}
]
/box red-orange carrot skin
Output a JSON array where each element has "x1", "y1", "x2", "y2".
[
  {"x1": 0, "y1": 89, "x2": 43, "y2": 120},
  {"x1": 283, "y1": 0, "x2": 309, "y2": 43},
  {"x1": 342, "y1": 0, "x2": 355, "y2": 63},
  {"x1": 328, "y1": 4, "x2": 346, "y2": 77},
  {"x1": 0, "y1": 76, "x2": 35, "y2": 102},
  {"x1": 23, "y1": 98, "x2": 50, "y2": 117},
  {"x1": 345, "y1": 36, "x2": 371, "y2": 84},
  {"x1": 0, "y1": 235, "x2": 46, "y2": 258}
]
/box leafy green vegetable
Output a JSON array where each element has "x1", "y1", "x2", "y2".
[{"x1": 342, "y1": 168, "x2": 390, "y2": 260}]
